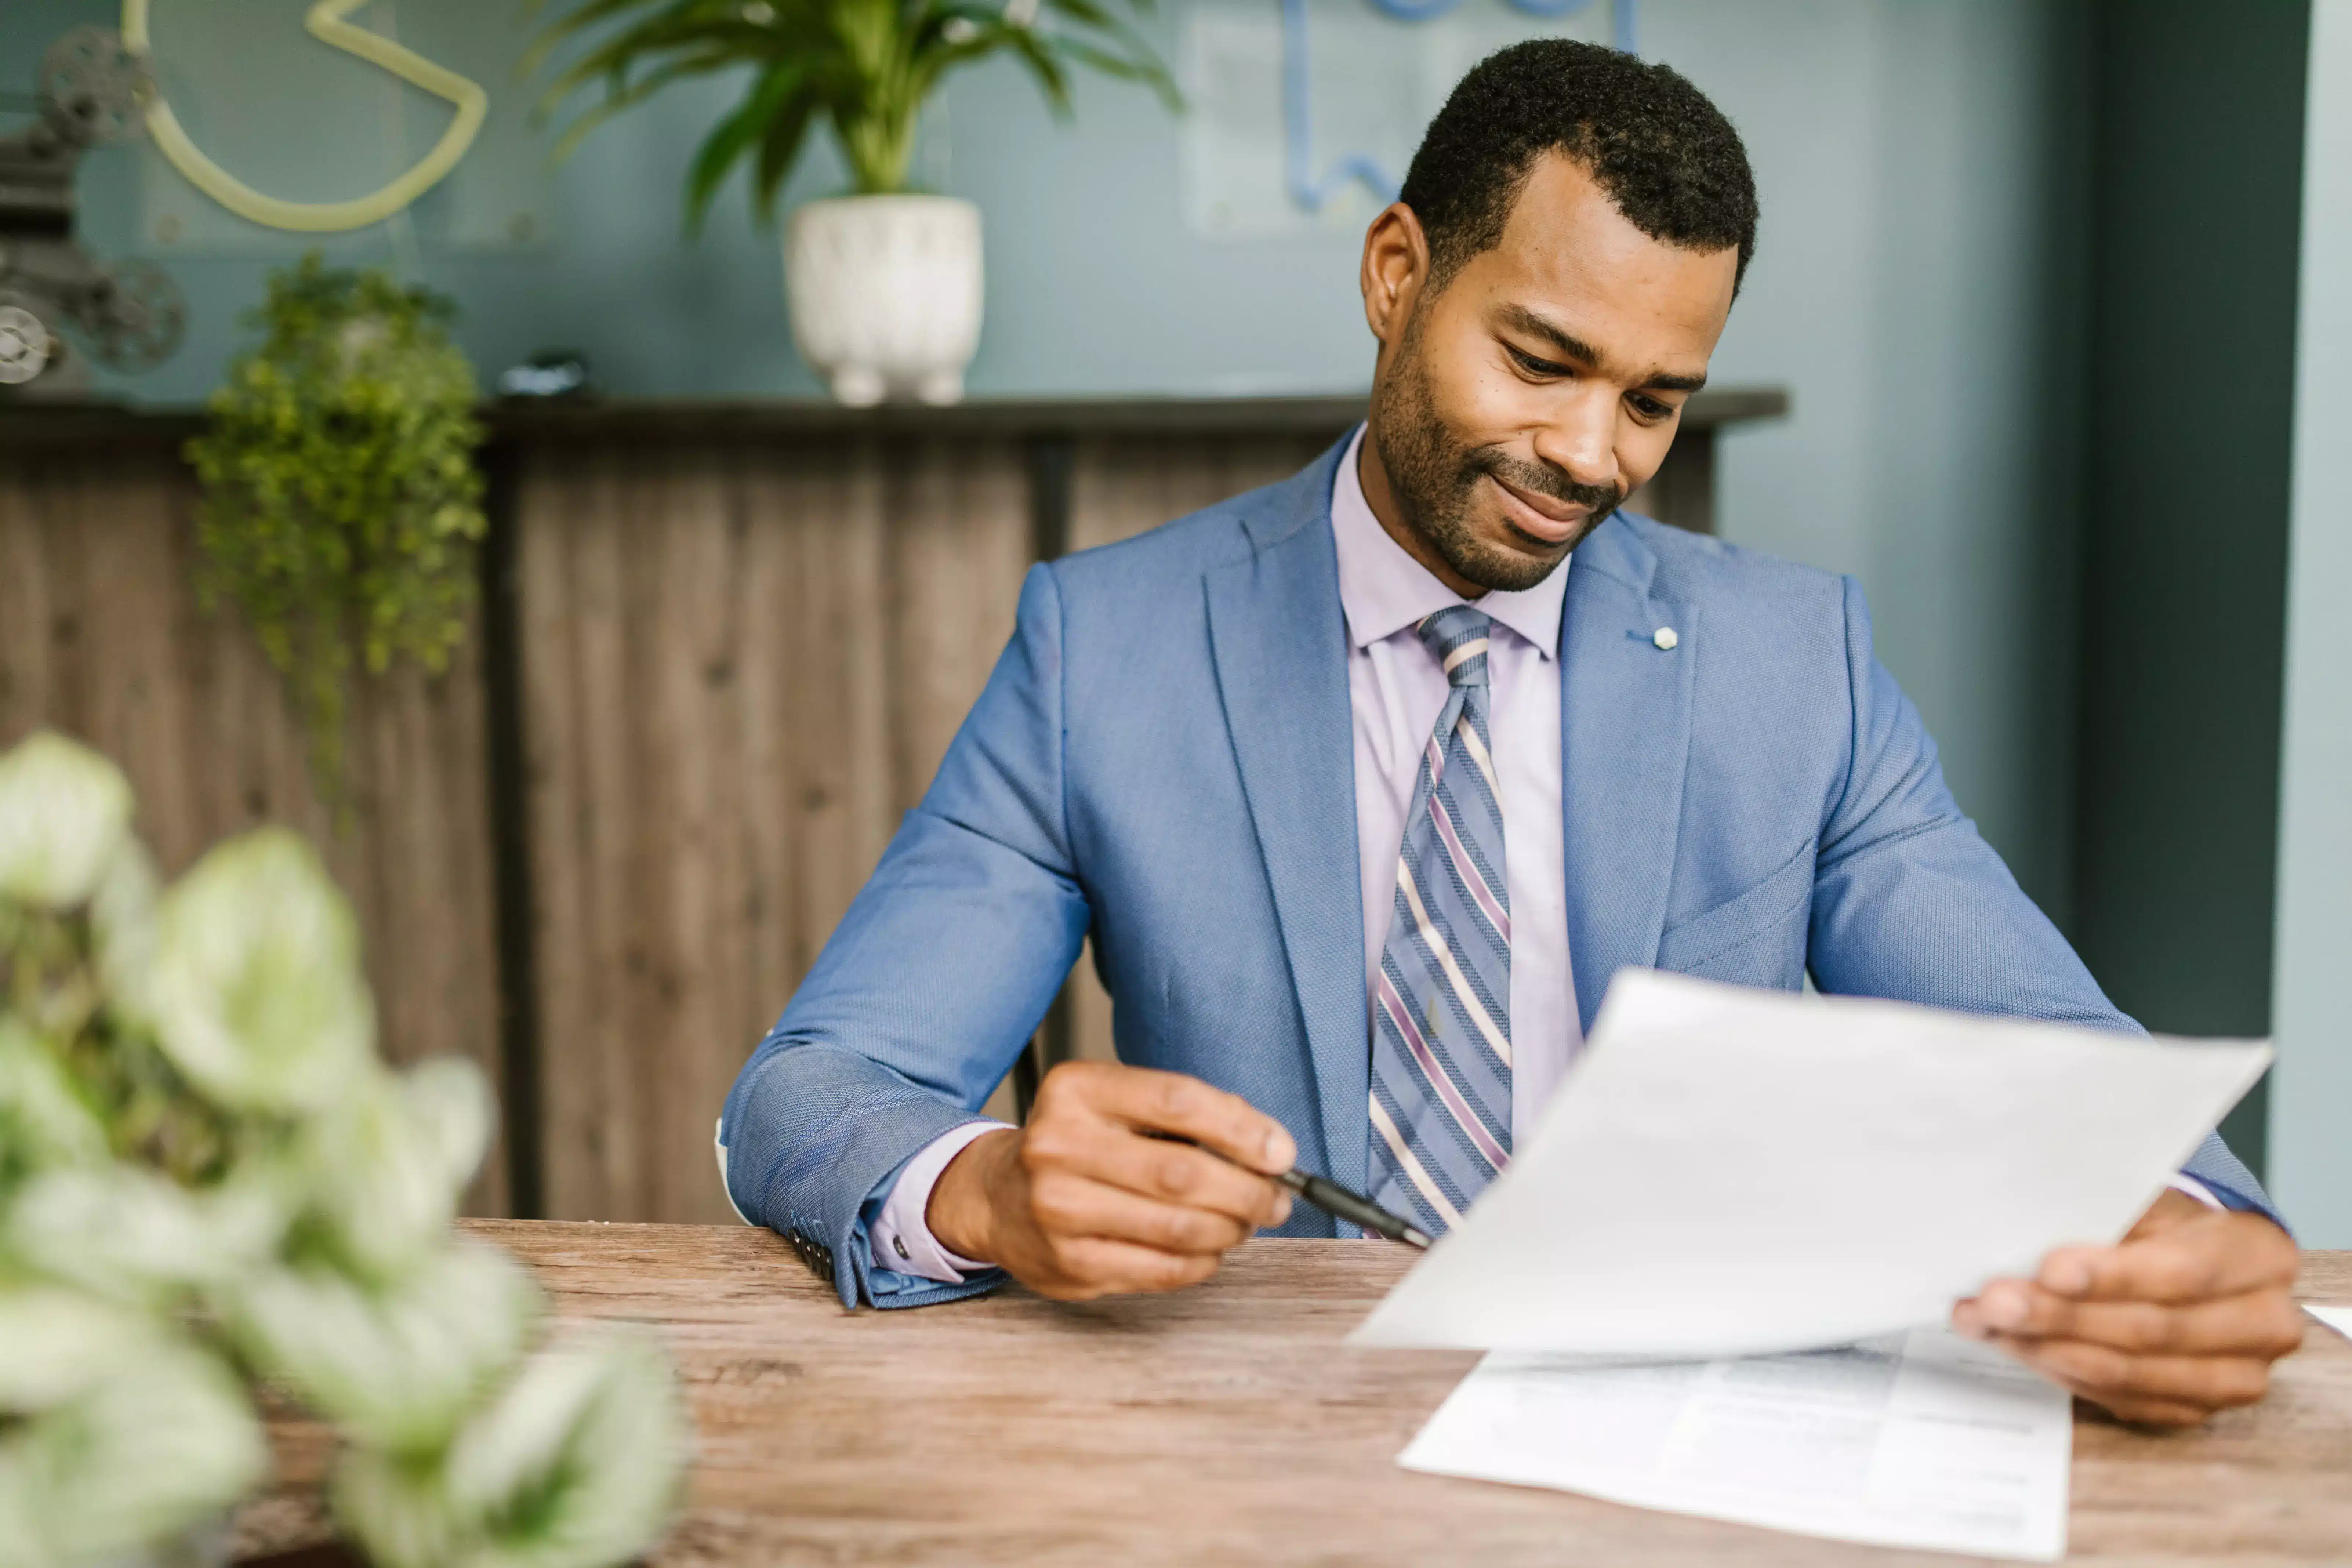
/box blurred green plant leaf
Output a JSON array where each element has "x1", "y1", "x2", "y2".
[
  {"x1": 339, "y1": 1322, "x2": 688, "y2": 1568},
  {"x1": 0, "y1": 1340, "x2": 266, "y2": 1567},
  {"x1": 224, "y1": 1238, "x2": 539, "y2": 1457},
  {"x1": 0, "y1": 733, "x2": 133, "y2": 913},
  {"x1": 302, "y1": 1057, "x2": 495, "y2": 1284},
  {"x1": 0, "y1": 1020, "x2": 109, "y2": 1196},
  {"x1": 0, "y1": 1287, "x2": 162, "y2": 1413},
  {"x1": 149, "y1": 828, "x2": 374, "y2": 1116},
  {"x1": 7, "y1": 1160, "x2": 294, "y2": 1306},
  {"x1": 0, "y1": 732, "x2": 686, "y2": 1568},
  {"x1": 87, "y1": 836, "x2": 161, "y2": 1035}
]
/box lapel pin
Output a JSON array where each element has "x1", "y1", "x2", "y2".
[{"x1": 1653, "y1": 626, "x2": 1680, "y2": 651}]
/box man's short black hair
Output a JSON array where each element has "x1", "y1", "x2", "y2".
[{"x1": 1399, "y1": 39, "x2": 1758, "y2": 290}]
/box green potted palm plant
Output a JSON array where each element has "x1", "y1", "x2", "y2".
[{"x1": 529, "y1": 0, "x2": 1177, "y2": 406}]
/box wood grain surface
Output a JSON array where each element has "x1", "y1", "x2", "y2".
[
  {"x1": 514, "y1": 437, "x2": 1034, "y2": 1222},
  {"x1": 234, "y1": 1224, "x2": 2352, "y2": 1568},
  {"x1": 0, "y1": 448, "x2": 509, "y2": 1216}
]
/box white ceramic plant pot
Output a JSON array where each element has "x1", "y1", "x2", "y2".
[{"x1": 785, "y1": 195, "x2": 983, "y2": 407}]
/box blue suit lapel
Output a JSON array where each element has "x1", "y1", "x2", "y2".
[
  {"x1": 1204, "y1": 443, "x2": 1368, "y2": 1191},
  {"x1": 1561, "y1": 515, "x2": 1698, "y2": 1032}
]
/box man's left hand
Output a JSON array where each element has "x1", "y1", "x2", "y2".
[{"x1": 1951, "y1": 1189, "x2": 2305, "y2": 1427}]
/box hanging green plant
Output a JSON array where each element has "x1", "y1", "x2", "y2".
[{"x1": 185, "y1": 253, "x2": 487, "y2": 813}]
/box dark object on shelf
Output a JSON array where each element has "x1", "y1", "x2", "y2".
[
  {"x1": 497, "y1": 349, "x2": 599, "y2": 401},
  {"x1": 0, "y1": 25, "x2": 185, "y2": 398}
]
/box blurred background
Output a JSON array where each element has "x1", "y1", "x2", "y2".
[{"x1": 2, "y1": 0, "x2": 2345, "y2": 1240}]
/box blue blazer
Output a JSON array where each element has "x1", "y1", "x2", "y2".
[{"x1": 721, "y1": 435, "x2": 2274, "y2": 1307}]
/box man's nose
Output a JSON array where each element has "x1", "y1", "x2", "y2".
[{"x1": 1530, "y1": 388, "x2": 1622, "y2": 496}]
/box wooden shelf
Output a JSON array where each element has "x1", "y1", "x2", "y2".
[{"x1": 0, "y1": 387, "x2": 1789, "y2": 454}]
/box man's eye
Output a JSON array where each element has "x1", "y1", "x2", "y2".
[
  {"x1": 1628, "y1": 394, "x2": 1673, "y2": 420},
  {"x1": 1507, "y1": 346, "x2": 1570, "y2": 378}
]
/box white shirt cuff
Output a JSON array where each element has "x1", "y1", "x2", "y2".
[
  {"x1": 2168, "y1": 1174, "x2": 2226, "y2": 1211},
  {"x1": 869, "y1": 1120, "x2": 1010, "y2": 1284}
]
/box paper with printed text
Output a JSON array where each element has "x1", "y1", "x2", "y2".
[{"x1": 1401, "y1": 1329, "x2": 2072, "y2": 1561}]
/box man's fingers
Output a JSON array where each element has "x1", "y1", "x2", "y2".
[
  {"x1": 1985, "y1": 1332, "x2": 2276, "y2": 1415},
  {"x1": 1046, "y1": 1062, "x2": 1297, "y2": 1175},
  {"x1": 2071, "y1": 1388, "x2": 2217, "y2": 1430},
  {"x1": 1953, "y1": 1205, "x2": 2306, "y2": 1431},
  {"x1": 1028, "y1": 1237, "x2": 1223, "y2": 1301},
  {"x1": 2118, "y1": 1186, "x2": 2211, "y2": 1242},
  {"x1": 1022, "y1": 1115, "x2": 1289, "y2": 1228},
  {"x1": 1027, "y1": 1172, "x2": 1254, "y2": 1256},
  {"x1": 998, "y1": 1065, "x2": 1295, "y2": 1306},
  {"x1": 2034, "y1": 1211, "x2": 2297, "y2": 1304},
  {"x1": 1959, "y1": 1281, "x2": 2308, "y2": 1358}
]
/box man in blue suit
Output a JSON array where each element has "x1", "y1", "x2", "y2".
[{"x1": 723, "y1": 41, "x2": 2302, "y2": 1424}]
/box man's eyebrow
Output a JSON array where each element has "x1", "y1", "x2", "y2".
[
  {"x1": 1498, "y1": 305, "x2": 1603, "y2": 367},
  {"x1": 1496, "y1": 304, "x2": 1709, "y2": 395}
]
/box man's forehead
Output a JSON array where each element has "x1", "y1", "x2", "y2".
[{"x1": 1467, "y1": 155, "x2": 1738, "y2": 356}]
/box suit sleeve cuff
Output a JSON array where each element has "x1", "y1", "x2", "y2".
[
  {"x1": 867, "y1": 1120, "x2": 1012, "y2": 1284},
  {"x1": 2168, "y1": 1174, "x2": 2225, "y2": 1211}
]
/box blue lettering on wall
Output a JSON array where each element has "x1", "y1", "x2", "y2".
[{"x1": 1282, "y1": 0, "x2": 1636, "y2": 213}]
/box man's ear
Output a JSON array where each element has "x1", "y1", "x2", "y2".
[{"x1": 1361, "y1": 202, "x2": 1431, "y2": 348}]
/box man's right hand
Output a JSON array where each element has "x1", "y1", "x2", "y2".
[{"x1": 926, "y1": 1062, "x2": 1297, "y2": 1301}]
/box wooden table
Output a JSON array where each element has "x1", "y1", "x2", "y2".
[{"x1": 234, "y1": 1223, "x2": 2352, "y2": 1566}]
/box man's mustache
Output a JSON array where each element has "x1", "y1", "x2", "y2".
[{"x1": 1467, "y1": 450, "x2": 1624, "y2": 516}]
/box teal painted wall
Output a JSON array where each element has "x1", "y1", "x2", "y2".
[
  {"x1": 12, "y1": 0, "x2": 1585, "y2": 404},
  {"x1": 1671, "y1": 0, "x2": 2094, "y2": 929},
  {"x1": 2069, "y1": 0, "x2": 2311, "y2": 1177},
  {"x1": 2270, "y1": 0, "x2": 2352, "y2": 1246}
]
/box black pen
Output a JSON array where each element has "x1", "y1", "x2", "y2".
[
  {"x1": 1141, "y1": 1131, "x2": 1431, "y2": 1249},
  {"x1": 1271, "y1": 1167, "x2": 1433, "y2": 1250}
]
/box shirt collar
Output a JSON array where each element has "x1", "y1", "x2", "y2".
[{"x1": 1328, "y1": 425, "x2": 1570, "y2": 659}]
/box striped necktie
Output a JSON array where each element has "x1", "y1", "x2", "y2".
[{"x1": 1367, "y1": 605, "x2": 1512, "y2": 1237}]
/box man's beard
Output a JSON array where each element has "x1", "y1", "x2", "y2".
[{"x1": 1366, "y1": 320, "x2": 1624, "y2": 594}]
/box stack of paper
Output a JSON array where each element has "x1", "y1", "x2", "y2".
[
  {"x1": 1358, "y1": 970, "x2": 2271, "y2": 1557},
  {"x1": 1401, "y1": 1331, "x2": 2072, "y2": 1560}
]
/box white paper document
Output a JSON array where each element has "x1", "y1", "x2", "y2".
[
  {"x1": 1400, "y1": 1329, "x2": 2072, "y2": 1561},
  {"x1": 1352, "y1": 970, "x2": 2270, "y2": 1357},
  {"x1": 2307, "y1": 1304, "x2": 2352, "y2": 1341}
]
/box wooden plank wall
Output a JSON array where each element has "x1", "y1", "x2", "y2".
[
  {"x1": 0, "y1": 410, "x2": 1732, "y2": 1227},
  {"x1": 0, "y1": 446, "x2": 509, "y2": 1216},
  {"x1": 514, "y1": 436, "x2": 1031, "y2": 1223}
]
